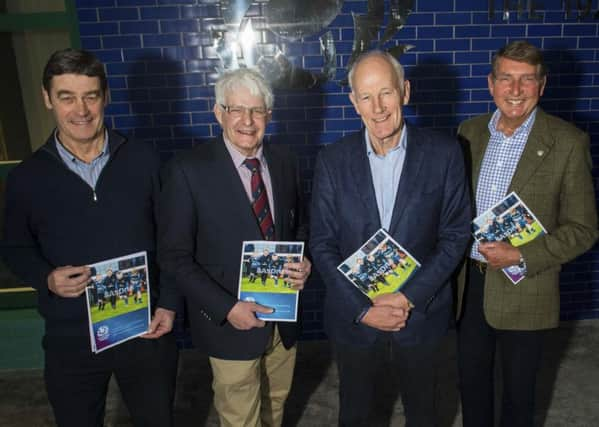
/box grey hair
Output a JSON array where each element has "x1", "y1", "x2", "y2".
[
  {"x1": 348, "y1": 50, "x2": 405, "y2": 92},
  {"x1": 214, "y1": 68, "x2": 274, "y2": 110}
]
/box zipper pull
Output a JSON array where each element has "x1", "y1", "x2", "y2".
[{"x1": 93, "y1": 190, "x2": 98, "y2": 202}]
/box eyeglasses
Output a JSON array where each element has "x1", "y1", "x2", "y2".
[{"x1": 220, "y1": 104, "x2": 269, "y2": 118}]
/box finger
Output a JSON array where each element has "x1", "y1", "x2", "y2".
[
  {"x1": 146, "y1": 316, "x2": 162, "y2": 334},
  {"x1": 253, "y1": 303, "x2": 274, "y2": 314},
  {"x1": 55, "y1": 278, "x2": 89, "y2": 297},
  {"x1": 289, "y1": 282, "x2": 304, "y2": 291},
  {"x1": 284, "y1": 276, "x2": 306, "y2": 289},
  {"x1": 61, "y1": 275, "x2": 91, "y2": 293},
  {"x1": 390, "y1": 308, "x2": 407, "y2": 318},
  {"x1": 62, "y1": 265, "x2": 91, "y2": 278},
  {"x1": 283, "y1": 266, "x2": 307, "y2": 280},
  {"x1": 142, "y1": 326, "x2": 167, "y2": 339}
]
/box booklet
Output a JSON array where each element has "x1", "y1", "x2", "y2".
[
  {"x1": 337, "y1": 228, "x2": 421, "y2": 300},
  {"x1": 85, "y1": 251, "x2": 151, "y2": 353},
  {"x1": 238, "y1": 241, "x2": 304, "y2": 322},
  {"x1": 472, "y1": 192, "x2": 547, "y2": 284}
]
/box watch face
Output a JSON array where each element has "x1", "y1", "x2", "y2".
[{"x1": 506, "y1": 265, "x2": 521, "y2": 274}]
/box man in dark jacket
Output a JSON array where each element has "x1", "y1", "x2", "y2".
[
  {"x1": 2, "y1": 48, "x2": 179, "y2": 427},
  {"x1": 158, "y1": 68, "x2": 311, "y2": 427}
]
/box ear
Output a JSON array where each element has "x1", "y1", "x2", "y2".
[
  {"x1": 538, "y1": 76, "x2": 547, "y2": 97},
  {"x1": 42, "y1": 86, "x2": 53, "y2": 110},
  {"x1": 487, "y1": 73, "x2": 495, "y2": 96},
  {"x1": 213, "y1": 103, "x2": 224, "y2": 126},
  {"x1": 401, "y1": 80, "x2": 411, "y2": 105},
  {"x1": 349, "y1": 92, "x2": 361, "y2": 116}
]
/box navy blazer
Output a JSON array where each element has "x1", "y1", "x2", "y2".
[
  {"x1": 309, "y1": 126, "x2": 471, "y2": 347},
  {"x1": 158, "y1": 137, "x2": 306, "y2": 359}
]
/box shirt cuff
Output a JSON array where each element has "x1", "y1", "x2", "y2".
[{"x1": 354, "y1": 306, "x2": 370, "y2": 324}]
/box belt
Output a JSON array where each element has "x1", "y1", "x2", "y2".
[{"x1": 470, "y1": 258, "x2": 487, "y2": 274}]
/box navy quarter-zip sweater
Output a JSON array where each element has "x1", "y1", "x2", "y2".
[{"x1": 2, "y1": 130, "x2": 178, "y2": 338}]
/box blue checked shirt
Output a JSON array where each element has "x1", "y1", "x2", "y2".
[
  {"x1": 55, "y1": 129, "x2": 110, "y2": 190},
  {"x1": 470, "y1": 108, "x2": 537, "y2": 261}
]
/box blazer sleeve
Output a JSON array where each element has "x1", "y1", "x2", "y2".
[
  {"x1": 150, "y1": 153, "x2": 180, "y2": 313},
  {"x1": 158, "y1": 156, "x2": 237, "y2": 324},
  {"x1": 309, "y1": 149, "x2": 371, "y2": 322},
  {"x1": 519, "y1": 133, "x2": 599, "y2": 275}
]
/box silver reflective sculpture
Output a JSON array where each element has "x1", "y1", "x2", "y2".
[
  {"x1": 220, "y1": 0, "x2": 252, "y2": 28},
  {"x1": 320, "y1": 31, "x2": 336, "y2": 81},
  {"x1": 211, "y1": 0, "x2": 414, "y2": 88},
  {"x1": 264, "y1": 0, "x2": 342, "y2": 41},
  {"x1": 346, "y1": 0, "x2": 414, "y2": 83}
]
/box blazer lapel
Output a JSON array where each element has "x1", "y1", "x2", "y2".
[
  {"x1": 388, "y1": 125, "x2": 424, "y2": 234},
  {"x1": 213, "y1": 137, "x2": 264, "y2": 237},
  {"x1": 470, "y1": 127, "x2": 491, "y2": 195},
  {"x1": 349, "y1": 130, "x2": 381, "y2": 230},
  {"x1": 508, "y1": 110, "x2": 554, "y2": 193}
]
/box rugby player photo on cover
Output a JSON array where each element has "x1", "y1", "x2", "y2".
[
  {"x1": 337, "y1": 229, "x2": 421, "y2": 300},
  {"x1": 472, "y1": 192, "x2": 547, "y2": 284},
  {"x1": 85, "y1": 251, "x2": 151, "y2": 353},
  {"x1": 238, "y1": 241, "x2": 304, "y2": 322}
]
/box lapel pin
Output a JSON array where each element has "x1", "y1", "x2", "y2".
[{"x1": 537, "y1": 150, "x2": 544, "y2": 157}]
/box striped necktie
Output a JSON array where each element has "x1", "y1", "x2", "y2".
[{"x1": 243, "y1": 158, "x2": 275, "y2": 240}]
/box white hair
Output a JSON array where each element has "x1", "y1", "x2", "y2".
[{"x1": 214, "y1": 68, "x2": 274, "y2": 109}]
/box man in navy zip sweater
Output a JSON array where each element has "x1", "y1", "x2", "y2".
[{"x1": 2, "y1": 49, "x2": 179, "y2": 427}]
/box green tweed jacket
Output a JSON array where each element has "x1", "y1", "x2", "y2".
[{"x1": 457, "y1": 108, "x2": 598, "y2": 330}]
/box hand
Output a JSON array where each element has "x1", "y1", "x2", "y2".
[
  {"x1": 361, "y1": 305, "x2": 409, "y2": 331},
  {"x1": 142, "y1": 308, "x2": 175, "y2": 339},
  {"x1": 282, "y1": 257, "x2": 312, "y2": 290},
  {"x1": 47, "y1": 265, "x2": 90, "y2": 298},
  {"x1": 479, "y1": 241, "x2": 522, "y2": 269},
  {"x1": 373, "y1": 292, "x2": 413, "y2": 311},
  {"x1": 226, "y1": 301, "x2": 273, "y2": 330}
]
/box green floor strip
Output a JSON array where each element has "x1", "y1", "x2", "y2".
[{"x1": 0, "y1": 308, "x2": 44, "y2": 370}]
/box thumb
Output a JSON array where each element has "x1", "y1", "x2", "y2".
[
  {"x1": 253, "y1": 303, "x2": 274, "y2": 314},
  {"x1": 391, "y1": 308, "x2": 406, "y2": 318},
  {"x1": 147, "y1": 316, "x2": 160, "y2": 333}
]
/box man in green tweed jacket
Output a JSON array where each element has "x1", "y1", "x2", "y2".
[{"x1": 457, "y1": 41, "x2": 598, "y2": 427}]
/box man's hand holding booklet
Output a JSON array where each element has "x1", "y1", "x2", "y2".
[{"x1": 471, "y1": 192, "x2": 547, "y2": 284}]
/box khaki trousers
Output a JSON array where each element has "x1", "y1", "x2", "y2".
[{"x1": 209, "y1": 326, "x2": 296, "y2": 427}]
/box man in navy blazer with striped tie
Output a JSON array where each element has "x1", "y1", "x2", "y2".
[{"x1": 158, "y1": 68, "x2": 311, "y2": 427}]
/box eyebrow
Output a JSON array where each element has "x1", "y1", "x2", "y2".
[{"x1": 55, "y1": 90, "x2": 102, "y2": 97}]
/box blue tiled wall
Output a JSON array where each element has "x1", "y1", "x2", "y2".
[{"x1": 75, "y1": 0, "x2": 599, "y2": 337}]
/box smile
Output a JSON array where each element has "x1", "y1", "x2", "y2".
[
  {"x1": 71, "y1": 119, "x2": 93, "y2": 125},
  {"x1": 373, "y1": 115, "x2": 390, "y2": 123}
]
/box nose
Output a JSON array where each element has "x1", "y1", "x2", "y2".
[
  {"x1": 509, "y1": 79, "x2": 522, "y2": 96},
  {"x1": 241, "y1": 107, "x2": 254, "y2": 124},
  {"x1": 372, "y1": 95, "x2": 385, "y2": 113},
  {"x1": 75, "y1": 98, "x2": 90, "y2": 115}
]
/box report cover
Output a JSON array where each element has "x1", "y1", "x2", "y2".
[
  {"x1": 85, "y1": 251, "x2": 151, "y2": 353},
  {"x1": 238, "y1": 241, "x2": 304, "y2": 322},
  {"x1": 472, "y1": 192, "x2": 547, "y2": 284},
  {"x1": 337, "y1": 228, "x2": 421, "y2": 300}
]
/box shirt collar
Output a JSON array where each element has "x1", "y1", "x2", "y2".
[
  {"x1": 488, "y1": 107, "x2": 537, "y2": 138},
  {"x1": 54, "y1": 129, "x2": 109, "y2": 163},
  {"x1": 365, "y1": 125, "x2": 407, "y2": 158},
  {"x1": 222, "y1": 134, "x2": 267, "y2": 169}
]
